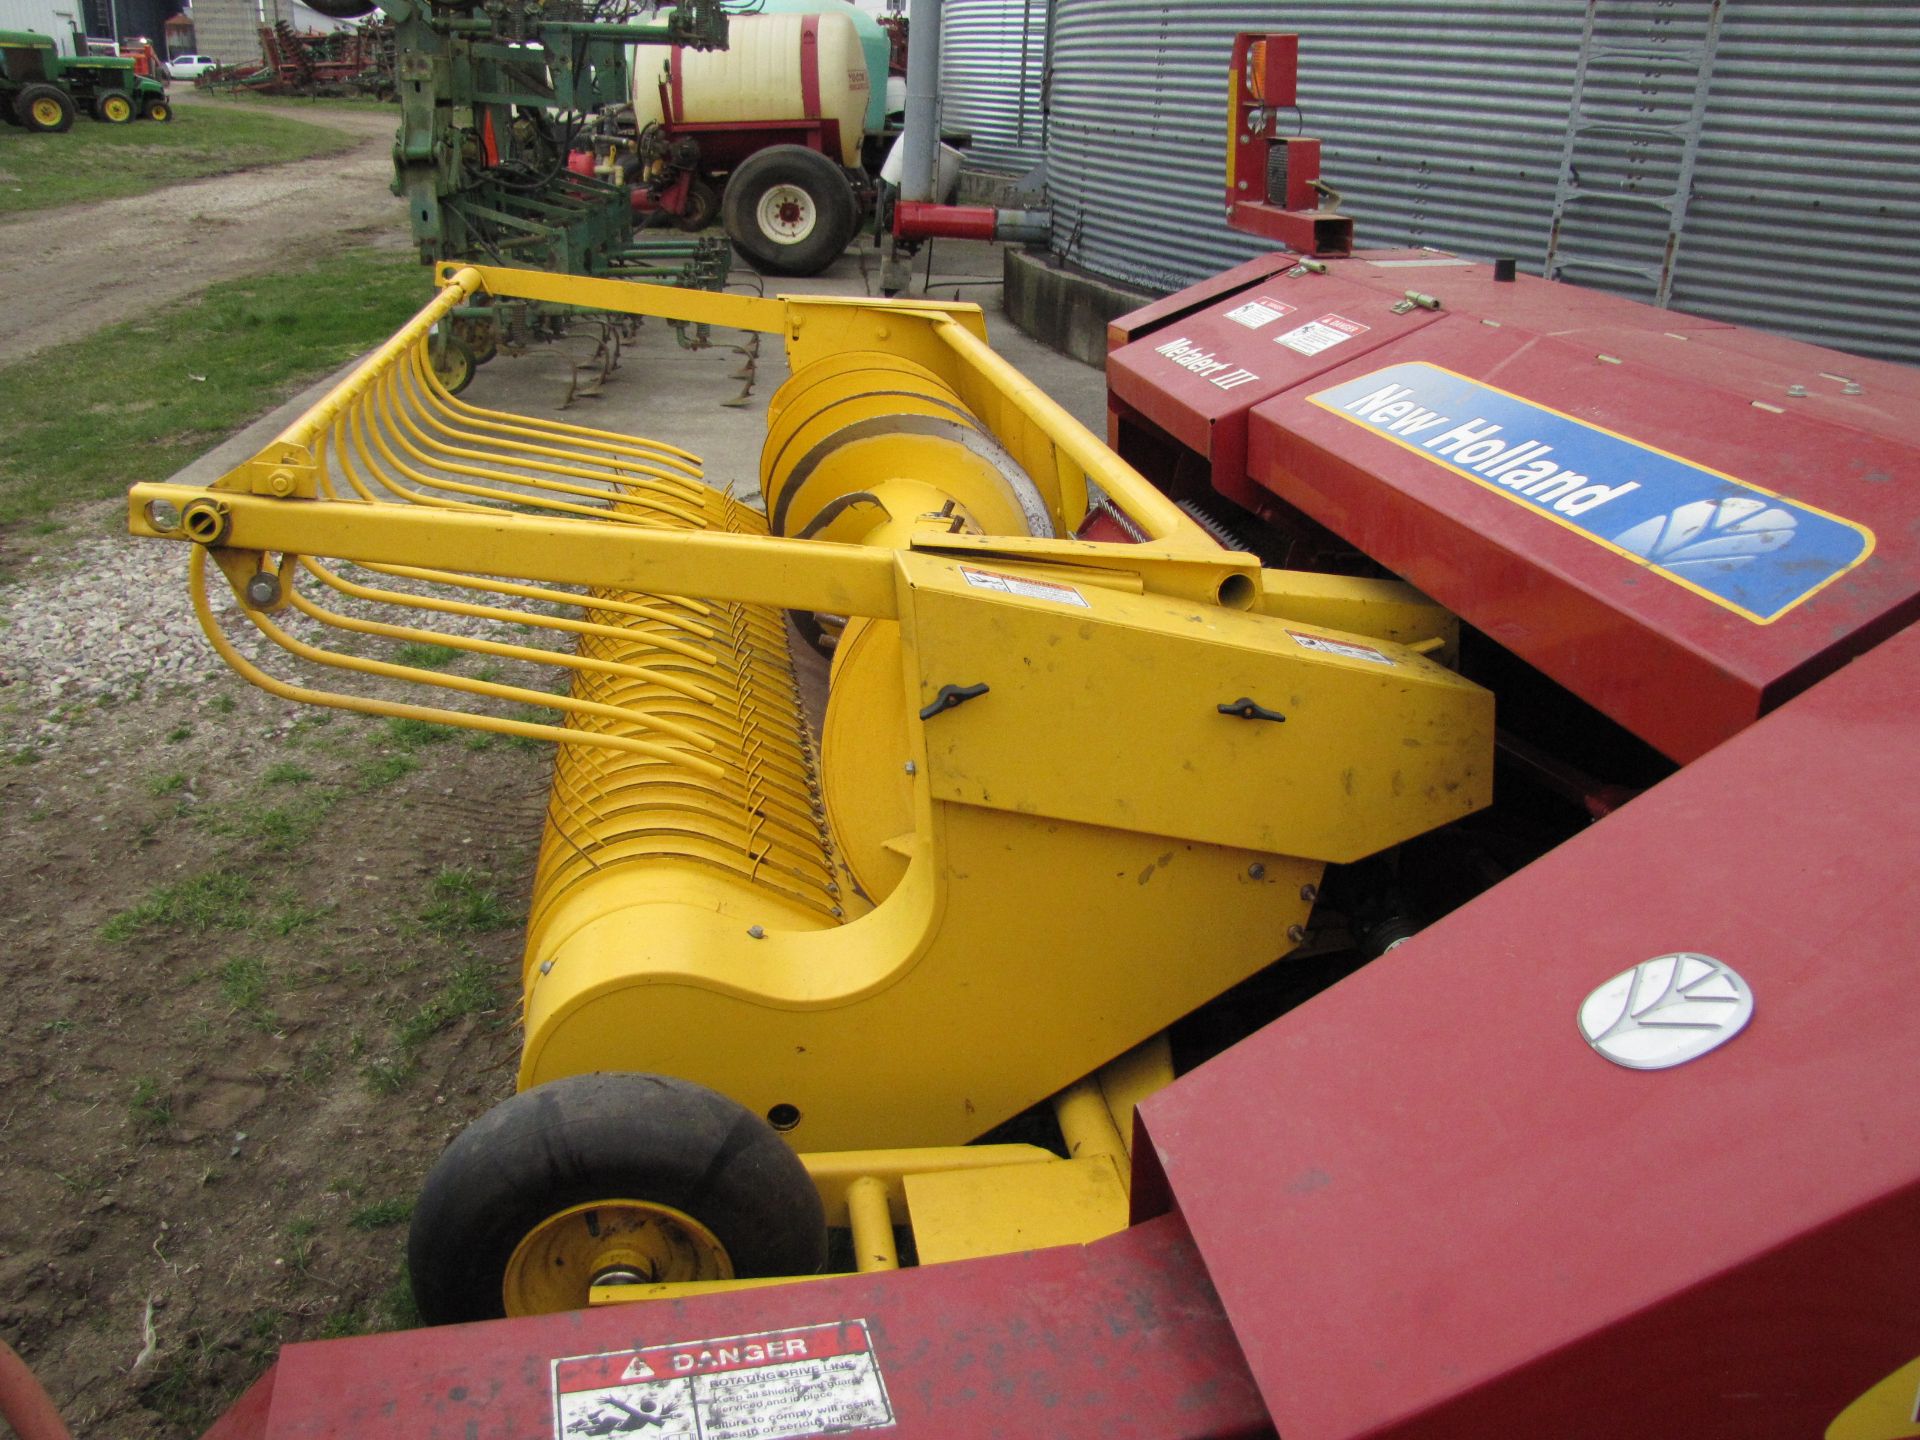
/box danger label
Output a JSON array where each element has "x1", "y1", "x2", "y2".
[
  {"x1": 960, "y1": 565, "x2": 1090, "y2": 607},
  {"x1": 1274, "y1": 314, "x2": 1369, "y2": 356},
  {"x1": 553, "y1": 1321, "x2": 895, "y2": 1440},
  {"x1": 1288, "y1": 629, "x2": 1395, "y2": 666},
  {"x1": 1222, "y1": 295, "x2": 1295, "y2": 329}
]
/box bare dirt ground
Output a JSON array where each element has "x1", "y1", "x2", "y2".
[
  {"x1": 0, "y1": 110, "x2": 1101, "y2": 1430},
  {"x1": 0, "y1": 95, "x2": 544, "y2": 1436},
  {"x1": 0, "y1": 94, "x2": 404, "y2": 368},
  {"x1": 0, "y1": 341, "x2": 710, "y2": 1438}
]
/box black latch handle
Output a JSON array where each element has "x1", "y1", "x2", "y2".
[
  {"x1": 1218, "y1": 697, "x2": 1287, "y2": 724},
  {"x1": 920, "y1": 683, "x2": 991, "y2": 721}
]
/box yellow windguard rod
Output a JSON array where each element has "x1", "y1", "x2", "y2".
[{"x1": 129, "y1": 263, "x2": 1262, "y2": 757}]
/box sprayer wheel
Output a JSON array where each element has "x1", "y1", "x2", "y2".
[
  {"x1": 408, "y1": 1073, "x2": 827, "y2": 1325},
  {"x1": 96, "y1": 92, "x2": 135, "y2": 124},
  {"x1": 723, "y1": 144, "x2": 858, "y2": 278}
]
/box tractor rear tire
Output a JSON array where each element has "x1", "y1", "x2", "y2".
[
  {"x1": 16, "y1": 85, "x2": 75, "y2": 134},
  {"x1": 723, "y1": 144, "x2": 858, "y2": 278},
  {"x1": 143, "y1": 97, "x2": 173, "y2": 122},
  {"x1": 96, "y1": 92, "x2": 135, "y2": 124},
  {"x1": 408, "y1": 1073, "x2": 827, "y2": 1325}
]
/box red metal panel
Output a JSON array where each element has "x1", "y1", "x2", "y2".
[
  {"x1": 667, "y1": 120, "x2": 830, "y2": 170},
  {"x1": 1246, "y1": 309, "x2": 1919, "y2": 758},
  {"x1": 799, "y1": 15, "x2": 820, "y2": 119},
  {"x1": 1105, "y1": 253, "x2": 1301, "y2": 354},
  {"x1": 225, "y1": 1213, "x2": 1269, "y2": 1440},
  {"x1": 1223, "y1": 202, "x2": 1351, "y2": 257},
  {"x1": 1113, "y1": 252, "x2": 1920, "y2": 759},
  {"x1": 1136, "y1": 620, "x2": 1920, "y2": 1440},
  {"x1": 200, "y1": 1366, "x2": 276, "y2": 1440},
  {"x1": 1258, "y1": 35, "x2": 1298, "y2": 108},
  {"x1": 1107, "y1": 266, "x2": 1441, "y2": 500}
]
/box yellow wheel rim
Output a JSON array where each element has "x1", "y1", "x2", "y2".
[
  {"x1": 432, "y1": 343, "x2": 471, "y2": 391},
  {"x1": 501, "y1": 1200, "x2": 733, "y2": 1316},
  {"x1": 104, "y1": 96, "x2": 131, "y2": 121},
  {"x1": 31, "y1": 98, "x2": 61, "y2": 126},
  {"x1": 149, "y1": 103, "x2": 169, "y2": 120}
]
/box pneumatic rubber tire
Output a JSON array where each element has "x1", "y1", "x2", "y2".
[
  {"x1": 144, "y1": 98, "x2": 172, "y2": 122},
  {"x1": 722, "y1": 144, "x2": 858, "y2": 278},
  {"x1": 96, "y1": 92, "x2": 134, "y2": 123},
  {"x1": 408, "y1": 1073, "x2": 827, "y2": 1325},
  {"x1": 17, "y1": 84, "x2": 75, "y2": 133},
  {"x1": 677, "y1": 177, "x2": 719, "y2": 233}
]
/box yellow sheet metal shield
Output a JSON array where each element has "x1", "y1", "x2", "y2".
[{"x1": 902, "y1": 551, "x2": 1492, "y2": 861}]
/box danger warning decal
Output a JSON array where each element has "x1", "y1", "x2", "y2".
[
  {"x1": 1274, "y1": 313, "x2": 1368, "y2": 356},
  {"x1": 1223, "y1": 295, "x2": 1295, "y2": 330},
  {"x1": 553, "y1": 1321, "x2": 894, "y2": 1440}
]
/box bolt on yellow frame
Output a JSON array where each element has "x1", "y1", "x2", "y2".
[{"x1": 130, "y1": 262, "x2": 1493, "y2": 1274}]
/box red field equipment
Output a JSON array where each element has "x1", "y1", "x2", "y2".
[
  {"x1": 109, "y1": 29, "x2": 1920, "y2": 1440},
  {"x1": 1223, "y1": 33, "x2": 1351, "y2": 256}
]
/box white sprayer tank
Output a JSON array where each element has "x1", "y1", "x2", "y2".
[{"x1": 632, "y1": 11, "x2": 870, "y2": 169}]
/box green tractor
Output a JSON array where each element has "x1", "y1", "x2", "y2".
[{"x1": 0, "y1": 30, "x2": 171, "y2": 132}]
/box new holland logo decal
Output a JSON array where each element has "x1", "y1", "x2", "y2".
[
  {"x1": 1308, "y1": 363, "x2": 1874, "y2": 623},
  {"x1": 1579, "y1": 953, "x2": 1754, "y2": 1071}
]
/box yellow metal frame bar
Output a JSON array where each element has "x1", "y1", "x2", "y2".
[
  {"x1": 129, "y1": 260, "x2": 1453, "y2": 765},
  {"x1": 591, "y1": 1048, "x2": 1154, "y2": 1305},
  {"x1": 132, "y1": 490, "x2": 904, "y2": 619},
  {"x1": 447, "y1": 262, "x2": 1231, "y2": 559}
]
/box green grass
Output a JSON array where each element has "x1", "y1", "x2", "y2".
[
  {"x1": 347, "y1": 1197, "x2": 413, "y2": 1230},
  {"x1": 392, "y1": 644, "x2": 463, "y2": 670},
  {"x1": 396, "y1": 957, "x2": 497, "y2": 1047},
  {"x1": 420, "y1": 868, "x2": 516, "y2": 937},
  {"x1": 355, "y1": 751, "x2": 418, "y2": 789},
  {"x1": 0, "y1": 246, "x2": 429, "y2": 531},
  {"x1": 103, "y1": 869, "x2": 254, "y2": 940},
  {"x1": 261, "y1": 892, "x2": 328, "y2": 936},
  {"x1": 0, "y1": 104, "x2": 357, "y2": 214},
  {"x1": 362, "y1": 955, "x2": 501, "y2": 1094},
  {"x1": 384, "y1": 716, "x2": 458, "y2": 747},
  {"x1": 281, "y1": 1216, "x2": 320, "y2": 1278},
  {"x1": 202, "y1": 788, "x2": 338, "y2": 855},
  {"x1": 210, "y1": 92, "x2": 394, "y2": 114},
  {"x1": 263, "y1": 761, "x2": 314, "y2": 785},
  {"x1": 130, "y1": 1076, "x2": 172, "y2": 1133},
  {"x1": 145, "y1": 771, "x2": 189, "y2": 797},
  {"x1": 217, "y1": 955, "x2": 276, "y2": 1028}
]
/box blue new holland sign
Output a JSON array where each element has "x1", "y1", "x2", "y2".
[{"x1": 1308, "y1": 362, "x2": 1874, "y2": 623}]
